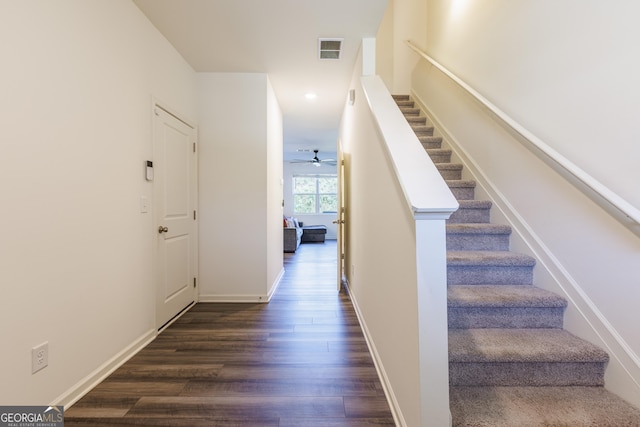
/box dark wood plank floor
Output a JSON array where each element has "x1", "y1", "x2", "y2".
[{"x1": 65, "y1": 240, "x2": 396, "y2": 426}]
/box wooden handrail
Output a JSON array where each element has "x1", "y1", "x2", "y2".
[{"x1": 406, "y1": 40, "x2": 640, "y2": 228}]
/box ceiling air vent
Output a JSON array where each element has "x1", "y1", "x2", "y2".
[{"x1": 318, "y1": 38, "x2": 343, "y2": 60}]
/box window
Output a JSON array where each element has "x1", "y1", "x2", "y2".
[{"x1": 293, "y1": 175, "x2": 337, "y2": 214}]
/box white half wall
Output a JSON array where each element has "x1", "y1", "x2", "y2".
[
  {"x1": 0, "y1": 0, "x2": 197, "y2": 406},
  {"x1": 197, "y1": 73, "x2": 284, "y2": 302},
  {"x1": 338, "y1": 46, "x2": 422, "y2": 427}
]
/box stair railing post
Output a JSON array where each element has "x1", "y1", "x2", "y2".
[{"x1": 415, "y1": 215, "x2": 452, "y2": 427}]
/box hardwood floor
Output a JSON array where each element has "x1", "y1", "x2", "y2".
[{"x1": 65, "y1": 240, "x2": 396, "y2": 426}]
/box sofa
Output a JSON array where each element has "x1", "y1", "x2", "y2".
[
  {"x1": 301, "y1": 225, "x2": 327, "y2": 243},
  {"x1": 283, "y1": 217, "x2": 303, "y2": 253}
]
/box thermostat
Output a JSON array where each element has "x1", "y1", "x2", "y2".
[{"x1": 145, "y1": 160, "x2": 154, "y2": 181}]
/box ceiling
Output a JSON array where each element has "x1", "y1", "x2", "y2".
[{"x1": 133, "y1": 0, "x2": 388, "y2": 162}]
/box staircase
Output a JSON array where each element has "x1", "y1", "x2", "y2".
[{"x1": 394, "y1": 95, "x2": 640, "y2": 426}]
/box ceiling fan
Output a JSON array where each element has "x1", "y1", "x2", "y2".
[{"x1": 289, "y1": 149, "x2": 337, "y2": 167}]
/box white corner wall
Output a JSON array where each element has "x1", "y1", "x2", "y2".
[
  {"x1": 0, "y1": 0, "x2": 197, "y2": 406},
  {"x1": 197, "y1": 73, "x2": 284, "y2": 302},
  {"x1": 266, "y1": 78, "x2": 285, "y2": 295}
]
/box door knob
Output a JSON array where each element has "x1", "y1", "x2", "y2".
[{"x1": 158, "y1": 226, "x2": 169, "y2": 234}]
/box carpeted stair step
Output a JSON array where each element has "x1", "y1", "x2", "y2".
[
  {"x1": 447, "y1": 223, "x2": 511, "y2": 251},
  {"x1": 449, "y1": 328, "x2": 609, "y2": 386},
  {"x1": 436, "y1": 163, "x2": 463, "y2": 179},
  {"x1": 392, "y1": 94, "x2": 410, "y2": 101},
  {"x1": 411, "y1": 124, "x2": 435, "y2": 136},
  {"x1": 395, "y1": 101, "x2": 415, "y2": 109},
  {"x1": 448, "y1": 285, "x2": 567, "y2": 329},
  {"x1": 400, "y1": 107, "x2": 420, "y2": 116},
  {"x1": 426, "y1": 148, "x2": 452, "y2": 163},
  {"x1": 406, "y1": 115, "x2": 427, "y2": 126},
  {"x1": 446, "y1": 180, "x2": 476, "y2": 200},
  {"x1": 448, "y1": 200, "x2": 492, "y2": 224},
  {"x1": 447, "y1": 251, "x2": 535, "y2": 285},
  {"x1": 450, "y1": 386, "x2": 640, "y2": 427},
  {"x1": 419, "y1": 136, "x2": 443, "y2": 149},
  {"x1": 393, "y1": 96, "x2": 414, "y2": 108}
]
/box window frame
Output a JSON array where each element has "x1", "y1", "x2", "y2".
[{"x1": 292, "y1": 174, "x2": 338, "y2": 215}]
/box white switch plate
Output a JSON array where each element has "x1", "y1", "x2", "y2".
[{"x1": 140, "y1": 196, "x2": 149, "y2": 213}]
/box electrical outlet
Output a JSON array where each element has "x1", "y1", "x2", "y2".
[{"x1": 32, "y1": 342, "x2": 48, "y2": 374}]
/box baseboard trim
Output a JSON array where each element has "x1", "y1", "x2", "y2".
[
  {"x1": 198, "y1": 269, "x2": 284, "y2": 304},
  {"x1": 198, "y1": 294, "x2": 269, "y2": 303},
  {"x1": 56, "y1": 328, "x2": 156, "y2": 409},
  {"x1": 344, "y1": 280, "x2": 407, "y2": 427},
  {"x1": 197, "y1": 269, "x2": 285, "y2": 304},
  {"x1": 267, "y1": 268, "x2": 285, "y2": 302}
]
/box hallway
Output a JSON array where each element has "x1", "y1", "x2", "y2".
[{"x1": 65, "y1": 240, "x2": 395, "y2": 426}]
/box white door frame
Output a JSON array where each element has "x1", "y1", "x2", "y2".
[
  {"x1": 336, "y1": 142, "x2": 346, "y2": 291},
  {"x1": 152, "y1": 101, "x2": 198, "y2": 330}
]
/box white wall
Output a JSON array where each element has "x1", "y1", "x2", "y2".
[
  {"x1": 405, "y1": 0, "x2": 640, "y2": 406},
  {"x1": 197, "y1": 73, "x2": 284, "y2": 302},
  {"x1": 282, "y1": 162, "x2": 338, "y2": 239},
  {"x1": 377, "y1": 0, "x2": 427, "y2": 94},
  {"x1": 376, "y1": 2, "x2": 395, "y2": 90},
  {"x1": 425, "y1": 0, "x2": 640, "y2": 210},
  {"x1": 0, "y1": 0, "x2": 197, "y2": 405}
]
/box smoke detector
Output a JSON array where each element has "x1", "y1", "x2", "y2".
[{"x1": 318, "y1": 38, "x2": 343, "y2": 60}]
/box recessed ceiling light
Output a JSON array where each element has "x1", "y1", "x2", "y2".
[{"x1": 305, "y1": 93, "x2": 317, "y2": 100}]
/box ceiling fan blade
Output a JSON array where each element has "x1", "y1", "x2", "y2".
[{"x1": 288, "y1": 150, "x2": 336, "y2": 166}]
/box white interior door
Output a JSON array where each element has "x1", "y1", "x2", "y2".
[{"x1": 153, "y1": 106, "x2": 198, "y2": 330}]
